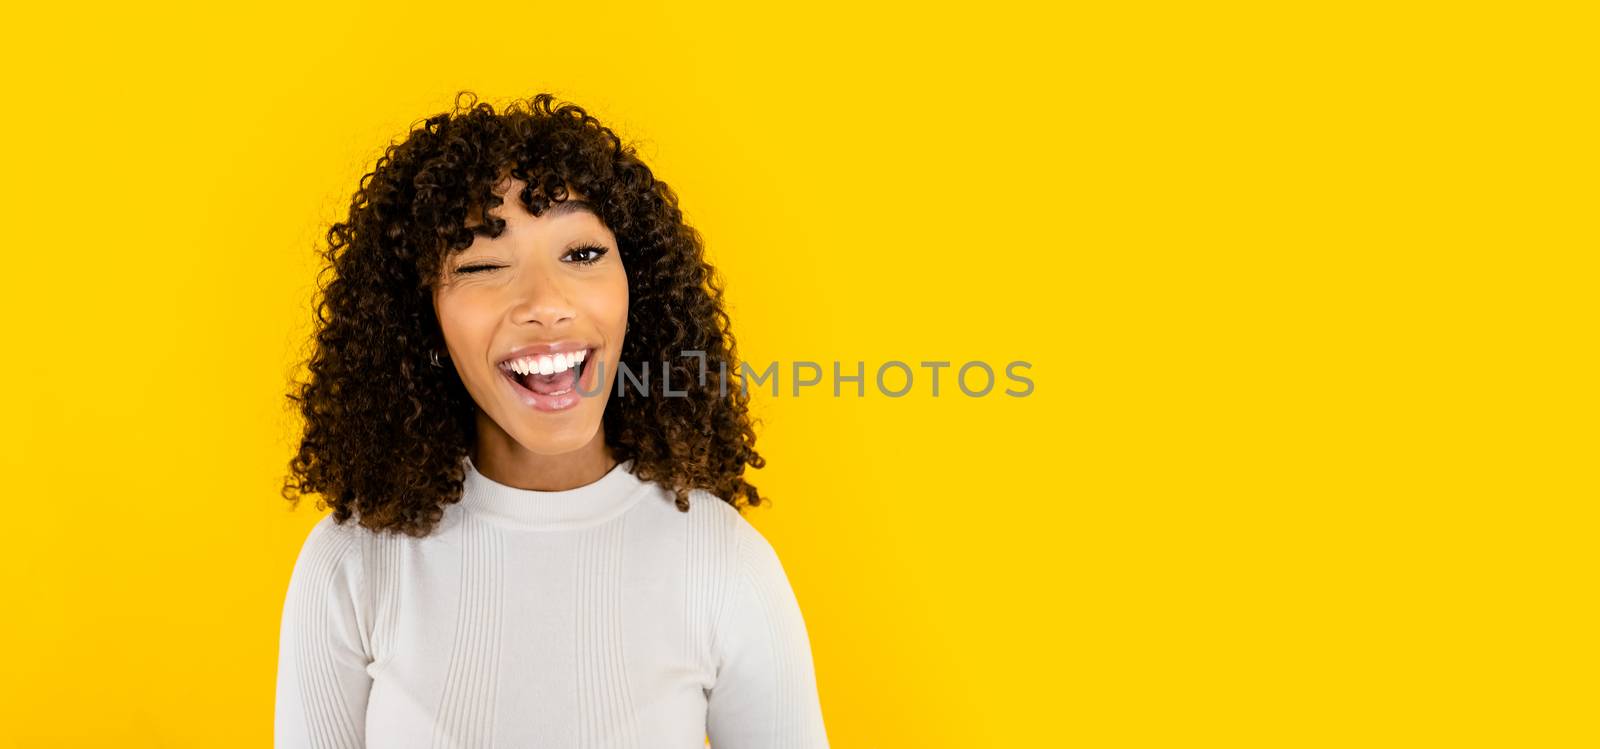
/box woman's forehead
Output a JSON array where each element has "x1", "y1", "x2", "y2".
[
  {"x1": 463, "y1": 197, "x2": 611, "y2": 251},
  {"x1": 466, "y1": 176, "x2": 597, "y2": 229}
]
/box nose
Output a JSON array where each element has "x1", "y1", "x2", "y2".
[{"x1": 510, "y1": 271, "x2": 576, "y2": 329}]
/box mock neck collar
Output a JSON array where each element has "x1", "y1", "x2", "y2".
[{"x1": 459, "y1": 454, "x2": 647, "y2": 530}]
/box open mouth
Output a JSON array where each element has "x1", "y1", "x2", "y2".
[{"x1": 497, "y1": 348, "x2": 594, "y2": 398}]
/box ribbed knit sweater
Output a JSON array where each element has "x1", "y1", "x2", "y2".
[{"x1": 274, "y1": 456, "x2": 829, "y2": 748}]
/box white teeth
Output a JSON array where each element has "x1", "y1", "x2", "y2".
[{"x1": 501, "y1": 349, "x2": 591, "y2": 378}]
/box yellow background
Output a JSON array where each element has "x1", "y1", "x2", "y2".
[{"x1": 1, "y1": 1, "x2": 1593, "y2": 746}]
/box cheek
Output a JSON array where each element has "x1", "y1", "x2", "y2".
[
  {"x1": 590, "y1": 271, "x2": 630, "y2": 336},
  {"x1": 616, "y1": 278, "x2": 630, "y2": 329},
  {"x1": 434, "y1": 294, "x2": 492, "y2": 353}
]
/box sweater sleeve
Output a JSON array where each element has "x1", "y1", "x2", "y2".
[
  {"x1": 706, "y1": 516, "x2": 830, "y2": 748},
  {"x1": 274, "y1": 515, "x2": 373, "y2": 749}
]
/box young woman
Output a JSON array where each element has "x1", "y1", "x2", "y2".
[{"x1": 275, "y1": 92, "x2": 829, "y2": 748}]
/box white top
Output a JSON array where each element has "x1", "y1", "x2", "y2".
[{"x1": 274, "y1": 456, "x2": 829, "y2": 748}]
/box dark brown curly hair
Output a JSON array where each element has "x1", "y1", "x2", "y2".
[{"x1": 281, "y1": 91, "x2": 767, "y2": 538}]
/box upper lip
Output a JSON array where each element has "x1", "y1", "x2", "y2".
[{"x1": 496, "y1": 340, "x2": 594, "y2": 365}]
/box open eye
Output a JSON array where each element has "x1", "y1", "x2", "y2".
[{"x1": 564, "y1": 243, "x2": 610, "y2": 265}]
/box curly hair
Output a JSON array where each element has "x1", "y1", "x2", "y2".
[{"x1": 281, "y1": 91, "x2": 767, "y2": 538}]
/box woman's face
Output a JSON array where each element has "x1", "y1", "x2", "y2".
[{"x1": 431, "y1": 178, "x2": 628, "y2": 456}]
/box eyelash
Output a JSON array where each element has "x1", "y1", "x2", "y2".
[
  {"x1": 455, "y1": 244, "x2": 610, "y2": 274},
  {"x1": 565, "y1": 243, "x2": 610, "y2": 265}
]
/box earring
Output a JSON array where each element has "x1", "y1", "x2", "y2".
[{"x1": 429, "y1": 349, "x2": 444, "y2": 367}]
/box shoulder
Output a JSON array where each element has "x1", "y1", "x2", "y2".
[
  {"x1": 627, "y1": 480, "x2": 793, "y2": 578},
  {"x1": 284, "y1": 514, "x2": 368, "y2": 600},
  {"x1": 671, "y1": 489, "x2": 788, "y2": 563},
  {"x1": 729, "y1": 510, "x2": 790, "y2": 587},
  {"x1": 686, "y1": 488, "x2": 781, "y2": 566},
  {"x1": 301, "y1": 513, "x2": 367, "y2": 557},
  {"x1": 632, "y1": 483, "x2": 784, "y2": 589},
  {"x1": 278, "y1": 515, "x2": 378, "y2": 671},
  {"x1": 704, "y1": 496, "x2": 820, "y2": 676},
  {"x1": 634, "y1": 481, "x2": 748, "y2": 540},
  {"x1": 691, "y1": 496, "x2": 800, "y2": 614}
]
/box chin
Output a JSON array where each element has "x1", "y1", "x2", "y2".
[{"x1": 502, "y1": 408, "x2": 604, "y2": 455}]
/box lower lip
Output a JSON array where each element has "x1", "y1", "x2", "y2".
[{"x1": 499, "y1": 350, "x2": 595, "y2": 413}]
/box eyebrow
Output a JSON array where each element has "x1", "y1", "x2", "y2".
[
  {"x1": 544, "y1": 198, "x2": 599, "y2": 219},
  {"x1": 466, "y1": 197, "x2": 599, "y2": 232}
]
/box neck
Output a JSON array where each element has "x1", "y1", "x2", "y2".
[{"x1": 470, "y1": 415, "x2": 617, "y2": 491}]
